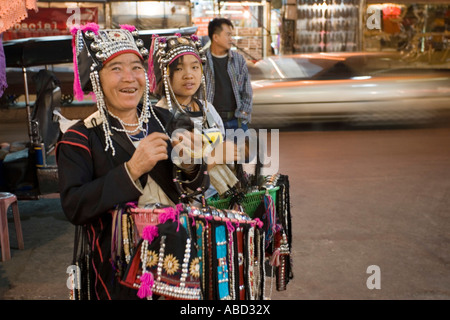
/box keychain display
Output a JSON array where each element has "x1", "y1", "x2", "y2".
[
  {"x1": 112, "y1": 203, "x2": 267, "y2": 300},
  {"x1": 206, "y1": 172, "x2": 294, "y2": 292}
]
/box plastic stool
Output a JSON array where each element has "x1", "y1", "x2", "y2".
[{"x1": 0, "y1": 192, "x2": 24, "y2": 261}]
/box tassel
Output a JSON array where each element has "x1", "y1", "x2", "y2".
[
  {"x1": 226, "y1": 221, "x2": 235, "y2": 247},
  {"x1": 142, "y1": 225, "x2": 159, "y2": 243},
  {"x1": 126, "y1": 202, "x2": 137, "y2": 208},
  {"x1": 147, "y1": 34, "x2": 158, "y2": 93},
  {"x1": 175, "y1": 204, "x2": 184, "y2": 232},
  {"x1": 253, "y1": 218, "x2": 264, "y2": 229},
  {"x1": 70, "y1": 23, "x2": 100, "y2": 101},
  {"x1": 270, "y1": 248, "x2": 281, "y2": 267},
  {"x1": 70, "y1": 26, "x2": 84, "y2": 101},
  {"x1": 175, "y1": 203, "x2": 184, "y2": 212},
  {"x1": 204, "y1": 214, "x2": 213, "y2": 227},
  {"x1": 226, "y1": 220, "x2": 235, "y2": 233},
  {"x1": 137, "y1": 272, "x2": 154, "y2": 299}
]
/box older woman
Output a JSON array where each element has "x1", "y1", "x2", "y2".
[{"x1": 57, "y1": 24, "x2": 206, "y2": 300}]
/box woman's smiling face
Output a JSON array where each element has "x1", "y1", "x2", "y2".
[{"x1": 99, "y1": 53, "x2": 146, "y2": 115}]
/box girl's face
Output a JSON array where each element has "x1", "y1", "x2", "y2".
[
  {"x1": 99, "y1": 53, "x2": 146, "y2": 115},
  {"x1": 169, "y1": 54, "x2": 202, "y2": 103}
]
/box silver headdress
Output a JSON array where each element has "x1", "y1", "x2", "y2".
[
  {"x1": 148, "y1": 34, "x2": 208, "y2": 117},
  {"x1": 71, "y1": 24, "x2": 150, "y2": 156}
]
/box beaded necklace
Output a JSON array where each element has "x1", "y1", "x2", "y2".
[
  {"x1": 179, "y1": 100, "x2": 194, "y2": 112},
  {"x1": 127, "y1": 121, "x2": 149, "y2": 142},
  {"x1": 108, "y1": 111, "x2": 143, "y2": 135}
]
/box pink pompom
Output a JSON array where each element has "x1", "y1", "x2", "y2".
[
  {"x1": 158, "y1": 207, "x2": 178, "y2": 224},
  {"x1": 254, "y1": 218, "x2": 264, "y2": 229},
  {"x1": 81, "y1": 22, "x2": 100, "y2": 34},
  {"x1": 70, "y1": 25, "x2": 80, "y2": 36},
  {"x1": 126, "y1": 202, "x2": 137, "y2": 208},
  {"x1": 137, "y1": 272, "x2": 154, "y2": 299},
  {"x1": 120, "y1": 24, "x2": 136, "y2": 32},
  {"x1": 142, "y1": 225, "x2": 159, "y2": 243}
]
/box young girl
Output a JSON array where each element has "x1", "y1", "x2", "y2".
[{"x1": 149, "y1": 34, "x2": 240, "y2": 200}]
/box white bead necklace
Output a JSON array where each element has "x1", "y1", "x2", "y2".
[{"x1": 108, "y1": 111, "x2": 143, "y2": 135}]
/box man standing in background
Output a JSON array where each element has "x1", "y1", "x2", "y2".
[{"x1": 204, "y1": 18, "x2": 253, "y2": 133}]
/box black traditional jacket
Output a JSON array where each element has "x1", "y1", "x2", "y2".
[{"x1": 56, "y1": 106, "x2": 203, "y2": 299}]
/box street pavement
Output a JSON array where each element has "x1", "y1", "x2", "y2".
[{"x1": 1, "y1": 122, "x2": 450, "y2": 301}]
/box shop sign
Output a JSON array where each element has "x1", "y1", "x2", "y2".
[
  {"x1": 193, "y1": 17, "x2": 210, "y2": 37},
  {"x1": 3, "y1": 7, "x2": 98, "y2": 41}
]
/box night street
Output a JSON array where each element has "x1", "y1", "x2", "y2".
[
  {"x1": 1, "y1": 122, "x2": 450, "y2": 299},
  {"x1": 1, "y1": 0, "x2": 450, "y2": 308}
]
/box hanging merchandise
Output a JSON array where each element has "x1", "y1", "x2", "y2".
[
  {"x1": 207, "y1": 173, "x2": 294, "y2": 292},
  {"x1": 383, "y1": 5, "x2": 403, "y2": 34},
  {"x1": 111, "y1": 203, "x2": 267, "y2": 300},
  {"x1": 254, "y1": 174, "x2": 293, "y2": 292},
  {"x1": 296, "y1": 0, "x2": 359, "y2": 52}
]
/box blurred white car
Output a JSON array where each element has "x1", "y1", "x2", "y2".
[{"x1": 248, "y1": 52, "x2": 450, "y2": 128}]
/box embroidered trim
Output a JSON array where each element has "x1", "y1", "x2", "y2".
[
  {"x1": 66, "y1": 129, "x2": 89, "y2": 140},
  {"x1": 163, "y1": 254, "x2": 180, "y2": 275},
  {"x1": 57, "y1": 141, "x2": 91, "y2": 156},
  {"x1": 215, "y1": 225, "x2": 230, "y2": 300}
]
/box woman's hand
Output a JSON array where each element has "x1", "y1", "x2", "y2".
[{"x1": 126, "y1": 132, "x2": 170, "y2": 181}]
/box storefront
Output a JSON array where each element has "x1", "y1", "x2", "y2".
[
  {"x1": 292, "y1": 0, "x2": 360, "y2": 53},
  {"x1": 109, "y1": 1, "x2": 192, "y2": 29},
  {"x1": 2, "y1": 1, "x2": 107, "y2": 40},
  {"x1": 3, "y1": 0, "x2": 276, "y2": 59},
  {"x1": 362, "y1": 0, "x2": 449, "y2": 65},
  {"x1": 2, "y1": 1, "x2": 448, "y2": 60},
  {"x1": 277, "y1": 0, "x2": 448, "y2": 59},
  {"x1": 2, "y1": 1, "x2": 193, "y2": 40},
  {"x1": 192, "y1": 0, "x2": 271, "y2": 60}
]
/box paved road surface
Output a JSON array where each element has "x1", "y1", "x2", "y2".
[{"x1": 1, "y1": 124, "x2": 450, "y2": 300}]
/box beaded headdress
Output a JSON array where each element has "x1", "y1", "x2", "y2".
[
  {"x1": 71, "y1": 23, "x2": 151, "y2": 155},
  {"x1": 148, "y1": 33, "x2": 207, "y2": 113}
]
